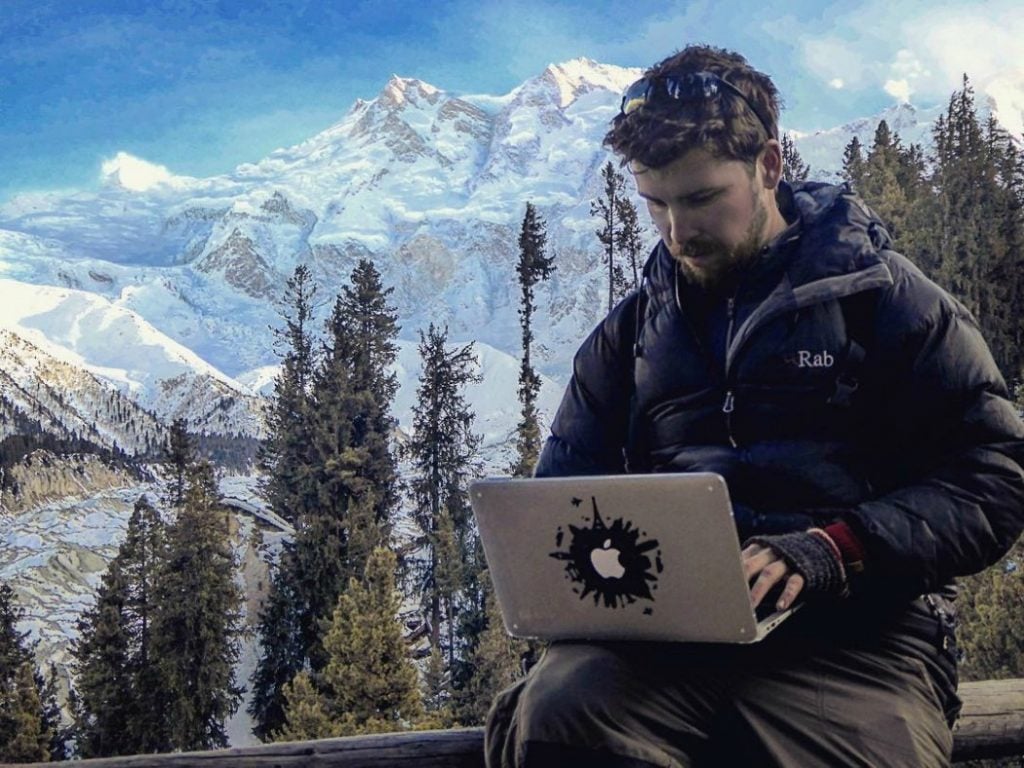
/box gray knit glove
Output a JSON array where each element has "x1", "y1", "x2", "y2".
[{"x1": 744, "y1": 529, "x2": 847, "y2": 597}]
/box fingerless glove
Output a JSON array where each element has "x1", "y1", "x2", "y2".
[{"x1": 744, "y1": 529, "x2": 847, "y2": 597}]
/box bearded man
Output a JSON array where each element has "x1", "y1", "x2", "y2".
[{"x1": 484, "y1": 44, "x2": 1024, "y2": 767}]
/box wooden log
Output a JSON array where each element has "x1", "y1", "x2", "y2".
[
  {"x1": 21, "y1": 730, "x2": 487, "y2": 767},
  {"x1": 953, "y1": 678, "x2": 1024, "y2": 762},
  {"x1": 18, "y1": 679, "x2": 1024, "y2": 767}
]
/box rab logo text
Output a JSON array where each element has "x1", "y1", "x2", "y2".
[{"x1": 797, "y1": 350, "x2": 835, "y2": 369}]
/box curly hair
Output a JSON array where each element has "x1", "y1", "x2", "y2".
[{"x1": 604, "y1": 45, "x2": 780, "y2": 170}]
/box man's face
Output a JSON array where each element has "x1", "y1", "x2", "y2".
[{"x1": 632, "y1": 147, "x2": 772, "y2": 291}]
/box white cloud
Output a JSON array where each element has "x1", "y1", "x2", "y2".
[
  {"x1": 889, "y1": 48, "x2": 928, "y2": 81},
  {"x1": 884, "y1": 79, "x2": 912, "y2": 103},
  {"x1": 829, "y1": 78, "x2": 844, "y2": 89},
  {"x1": 915, "y1": 9, "x2": 1024, "y2": 87},
  {"x1": 100, "y1": 152, "x2": 181, "y2": 192},
  {"x1": 785, "y1": 0, "x2": 1024, "y2": 108},
  {"x1": 801, "y1": 35, "x2": 869, "y2": 89}
]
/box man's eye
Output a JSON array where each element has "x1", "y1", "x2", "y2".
[
  {"x1": 690, "y1": 194, "x2": 718, "y2": 207},
  {"x1": 646, "y1": 199, "x2": 667, "y2": 210}
]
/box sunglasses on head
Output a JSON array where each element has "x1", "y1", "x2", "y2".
[{"x1": 619, "y1": 70, "x2": 775, "y2": 140}]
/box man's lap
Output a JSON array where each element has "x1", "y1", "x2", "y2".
[{"x1": 484, "y1": 637, "x2": 952, "y2": 767}]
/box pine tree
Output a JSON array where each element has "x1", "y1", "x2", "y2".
[
  {"x1": 616, "y1": 194, "x2": 645, "y2": 291},
  {"x1": 0, "y1": 583, "x2": 34, "y2": 750},
  {"x1": 151, "y1": 461, "x2": 243, "y2": 751},
  {"x1": 308, "y1": 258, "x2": 400, "y2": 588},
  {"x1": 275, "y1": 548, "x2": 425, "y2": 739},
  {"x1": 70, "y1": 559, "x2": 137, "y2": 756},
  {"x1": 781, "y1": 133, "x2": 811, "y2": 181},
  {"x1": 71, "y1": 496, "x2": 168, "y2": 756},
  {"x1": 331, "y1": 259, "x2": 402, "y2": 535},
  {"x1": 994, "y1": 136, "x2": 1024, "y2": 379},
  {"x1": 260, "y1": 264, "x2": 319, "y2": 526},
  {"x1": 2, "y1": 662, "x2": 49, "y2": 763},
  {"x1": 928, "y1": 75, "x2": 1024, "y2": 380},
  {"x1": 422, "y1": 644, "x2": 452, "y2": 723},
  {"x1": 841, "y1": 136, "x2": 867, "y2": 190},
  {"x1": 453, "y1": 572, "x2": 527, "y2": 725},
  {"x1": 248, "y1": 557, "x2": 306, "y2": 741},
  {"x1": 861, "y1": 120, "x2": 911, "y2": 240},
  {"x1": 319, "y1": 548, "x2": 424, "y2": 735},
  {"x1": 591, "y1": 163, "x2": 631, "y2": 311},
  {"x1": 274, "y1": 672, "x2": 335, "y2": 741},
  {"x1": 165, "y1": 418, "x2": 194, "y2": 508},
  {"x1": 0, "y1": 584, "x2": 53, "y2": 762},
  {"x1": 252, "y1": 261, "x2": 403, "y2": 741},
  {"x1": 346, "y1": 492, "x2": 383, "y2": 587},
  {"x1": 120, "y1": 496, "x2": 166, "y2": 750},
  {"x1": 891, "y1": 141, "x2": 937, "y2": 270},
  {"x1": 979, "y1": 115, "x2": 1024, "y2": 379},
  {"x1": 250, "y1": 265, "x2": 321, "y2": 740},
  {"x1": 39, "y1": 665, "x2": 65, "y2": 762},
  {"x1": 512, "y1": 202, "x2": 555, "y2": 478},
  {"x1": 407, "y1": 325, "x2": 482, "y2": 707}
]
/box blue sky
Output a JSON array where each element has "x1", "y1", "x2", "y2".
[{"x1": 2, "y1": 0, "x2": 1022, "y2": 201}]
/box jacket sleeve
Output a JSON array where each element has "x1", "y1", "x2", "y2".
[
  {"x1": 534, "y1": 293, "x2": 639, "y2": 478},
  {"x1": 844, "y1": 262, "x2": 1024, "y2": 600}
]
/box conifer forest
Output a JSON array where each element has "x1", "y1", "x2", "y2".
[{"x1": 1, "y1": 77, "x2": 1023, "y2": 761}]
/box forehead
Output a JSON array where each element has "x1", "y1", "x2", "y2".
[{"x1": 630, "y1": 148, "x2": 750, "y2": 196}]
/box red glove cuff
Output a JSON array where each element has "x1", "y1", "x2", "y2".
[{"x1": 823, "y1": 520, "x2": 866, "y2": 573}]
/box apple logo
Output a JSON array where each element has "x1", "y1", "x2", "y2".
[
  {"x1": 550, "y1": 496, "x2": 661, "y2": 609},
  {"x1": 591, "y1": 539, "x2": 625, "y2": 579}
]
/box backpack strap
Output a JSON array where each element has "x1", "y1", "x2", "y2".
[
  {"x1": 828, "y1": 288, "x2": 879, "y2": 408},
  {"x1": 623, "y1": 278, "x2": 651, "y2": 472}
]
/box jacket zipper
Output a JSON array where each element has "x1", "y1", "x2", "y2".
[{"x1": 723, "y1": 295, "x2": 739, "y2": 448}]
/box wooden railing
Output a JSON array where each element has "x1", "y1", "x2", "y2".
[{"x1": 21, "y1": 679, "x2": 1024, "y2": 767}]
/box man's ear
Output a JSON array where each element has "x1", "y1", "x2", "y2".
[{"x1": 759, "y1": 140, "x2": 784, "y2": 190}]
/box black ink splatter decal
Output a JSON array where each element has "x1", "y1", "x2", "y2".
[{"x1": 549, "y1": 496, "x2": 661, "y2": 610}]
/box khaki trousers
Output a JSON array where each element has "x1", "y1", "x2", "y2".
[{"x1": 484, "y1": 636, "x2": 953, "y2": 767}]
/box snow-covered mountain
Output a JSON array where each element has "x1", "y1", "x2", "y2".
[
  {"x1": 790, "y1": 102, "x2": 946, "y2": 182},
  {"x1": 0, "y1": 60, "x2": 645, "y2": 398},
  {"x1": 5, "y1": 57, "x2": 1016, "y2": 431},
  {"x1": 0, "y1": 279, "x2": 264, "y2": 440}
]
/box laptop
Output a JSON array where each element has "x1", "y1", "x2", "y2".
[{"x1": 470, "y1": 472, "x2": 798, "y2": 644}]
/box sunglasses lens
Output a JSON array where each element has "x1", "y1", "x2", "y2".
[{"x1": 621, "y1": 79, "x2": 651, "y2": 115}]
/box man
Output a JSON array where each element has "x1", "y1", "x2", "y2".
[{"x1": 485, "y1": 45, "x2": 1024, "y2": 767}]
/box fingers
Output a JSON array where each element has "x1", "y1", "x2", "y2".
[
  {"x1": 741, "y1": 542, "x2": 773, "y2": 580},
  {"x1": 742, "y1": 544, "x2": 805, "y2": 610}
]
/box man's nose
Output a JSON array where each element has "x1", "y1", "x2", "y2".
[{"x1": 666, "y1": 207, "x2": 695, "y2": 249}]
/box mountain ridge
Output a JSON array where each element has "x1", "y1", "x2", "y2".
[{"x1": 0, "y1": 57, "x2": 1018, "y2": 446}]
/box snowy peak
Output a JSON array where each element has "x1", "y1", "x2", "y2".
[
  {"x1": 541, "y1": 58, "x2": 638, "y2": 108},
  {"x1": 379, "y1": 75, "x2": 444, "y2": 109}
]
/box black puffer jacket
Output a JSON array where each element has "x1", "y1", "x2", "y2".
[{"x1": 537, "y1": 181, "x2": 1024, "y2": 606}]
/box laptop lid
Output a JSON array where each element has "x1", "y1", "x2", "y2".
[{"x1": 470, "y1": 472, "x2": 795, "y2": 644}]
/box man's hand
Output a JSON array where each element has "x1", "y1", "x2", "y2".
[
  {"x1": 742, "y1": 542, "x2": 805, "y2": 611},
  {"x1": 743, "y1": 529, "x2": 849, "y2": 609}
]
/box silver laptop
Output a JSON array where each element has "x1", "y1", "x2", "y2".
[{"x1": 470, "y1": 472, "x2": 798, "y2": 644}]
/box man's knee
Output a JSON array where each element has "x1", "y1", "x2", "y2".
[
  {"x1": 486, "y1": 643, "x2": 637, "y2": 755},
  {"x1": 518, "y1": 643, "x2": 633, "y2": 732}
]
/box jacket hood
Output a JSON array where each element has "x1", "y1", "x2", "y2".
[{"x1": 786, "y1": 180, "x2": 894, "y2": 285}]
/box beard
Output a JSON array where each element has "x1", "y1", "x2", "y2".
[{"x1": 677, "y1": 195, "x2": 768, "y2": 293}]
